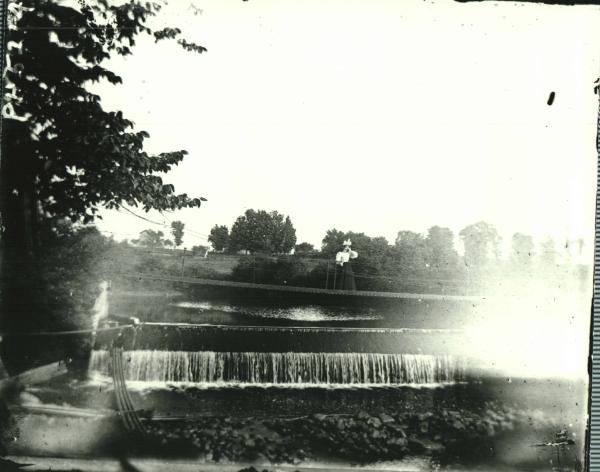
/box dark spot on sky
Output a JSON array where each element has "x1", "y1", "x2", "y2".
[{"x1": 547, "y1": 91, "x2": 555, "y2": 106}]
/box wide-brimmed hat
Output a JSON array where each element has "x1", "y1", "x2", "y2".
[{"x1": 342, "y1": 239, "x2": 352, "y2": 247}]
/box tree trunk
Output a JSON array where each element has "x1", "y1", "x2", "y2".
[{"x1": 0, "y1": 119, "x2": 41, "y2": 374}]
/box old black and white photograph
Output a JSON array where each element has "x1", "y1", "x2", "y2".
[{"x1": 0, "y1": 0, "x2": 597, "y2": 471}]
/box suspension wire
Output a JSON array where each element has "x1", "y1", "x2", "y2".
[
  {"x1": 161, "y1": 257, "x2": 466, "y2": 284},
  {"x1": 0, "y1": 324, "x2": 135, "y2": 337},
  {"x1": 0, "y1": 321, "x2": 464, "y2": 339},
  {"x1": 115, "y1": 207, "x2": 210, "y2": 240}
]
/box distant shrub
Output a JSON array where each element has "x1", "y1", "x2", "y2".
[
  {"x1": 135, "y1": 253, "x2": 167, "y2": 274},
  {"x1": 231, "y1": 255, "x2": 308, "y2": 286},
  {"x1": 306, "y1": 261, "x2": 330, "y2": 288},
  {"x1": 185, "y1": 265, "x2": 226, "y2": 280}
]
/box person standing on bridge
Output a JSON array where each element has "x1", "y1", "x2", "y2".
[{"x1": 335, "y1": 239, "x2": 358, "y2": 290}]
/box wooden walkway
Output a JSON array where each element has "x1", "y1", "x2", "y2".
[{"x1": 116, "y1": 272, "x2": 486, "y2": 303}]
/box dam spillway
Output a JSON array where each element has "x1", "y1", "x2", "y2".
[
  {"x1": 94, "y1": 323, "x2": 465, "y2": 355},
  {"x1": 90, "y1": 350, "x2": 465, "y2": 385}
]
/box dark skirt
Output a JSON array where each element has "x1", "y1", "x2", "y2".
[{"x1": 335, "y1": 262, "x2": 356, "y2": 291}]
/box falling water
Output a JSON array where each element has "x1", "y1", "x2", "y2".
[{"x1": 90, "y1": 350, "x2": 465, "y2": 385}]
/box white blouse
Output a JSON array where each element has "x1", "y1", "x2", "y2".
[{"x1": 335, "y1": 250, "x2": 358, "y2": 265}]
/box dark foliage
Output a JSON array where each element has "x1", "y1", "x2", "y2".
[
  {"x1": 294, "y1": 242, "x2": 318, "y2": 257},
  {"x1": 3, "y1": 0, "x2": 207, "y2": 224},
  {"x1": 170, "y1": 221, "x2": 185, "y2": 247},
  {"x1": 228, "y1": 210, "x2": 296, "y2": 255},
  {"x1": 0, "y1": 223, "x2": 114, "y2": 373},
  {"x1": 132, "y1": 229, "x2": 173, "y2": 248},
  {"x1": 0, "y1": 0, "x2": 207, "y2": 373},
  {"x1": 231, "y1": 255, "x2": 308, "y2": 286},
  {"x1": 208, "y1": 225, "x2": 230, "y2": 252}
]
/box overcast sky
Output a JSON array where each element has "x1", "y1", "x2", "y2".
[{"x1": 93, "y1": 0, "x2": 600, "y2": 258}]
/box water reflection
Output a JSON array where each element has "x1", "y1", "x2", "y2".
[{"x1": 172, "y1": 301, "x2": 383, "y2": 322}]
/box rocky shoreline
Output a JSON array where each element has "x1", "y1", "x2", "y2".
[
  {"x1": 143, "y1": 401, "x2": 562, "y2": 468},
  {"x1": 10, "y1": 377, "x2": 585, "y2": 470}
]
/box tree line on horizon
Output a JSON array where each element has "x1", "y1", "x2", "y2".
[
  {"x1": 199, "y1": 209, "x2": 580, "y2": 272},
  {"x1": 120, "y1": 208, "x2": 587, "y2": 293}
]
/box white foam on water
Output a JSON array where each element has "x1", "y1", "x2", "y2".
[
  {"x1": 138, "y1": 381, "x2": 460, "y2": 391},
  {"x1": 171, "y1": 301, "x2": 383, "y2": 321},
  {"x1": 173, "y1": 301, "x2": 238, "y2": 312},
  {"x1": 83, "y1": 372, "x2": 460, "y2": 392},
  {"x1": 250, "y1": 306, "x2": 383, "y2": 322}
]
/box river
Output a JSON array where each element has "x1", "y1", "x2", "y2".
[{"x1": 8, "y1": 284, "x2": 590, "y2": 471}]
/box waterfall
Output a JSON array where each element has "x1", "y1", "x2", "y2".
[{"x1": 90, "y1": 350, "x2": 465, "y2": 385}]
